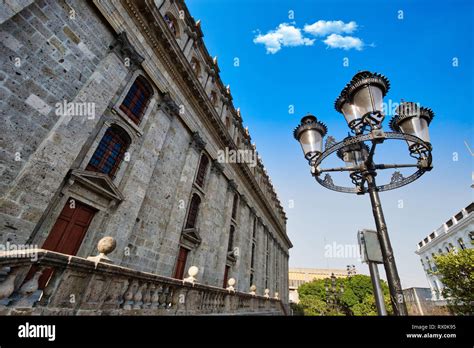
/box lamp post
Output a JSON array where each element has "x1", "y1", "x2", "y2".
[
  {"x1": 346, "y1": 265, "x2": 356, "y2": 277},
  {"x1": 325, "y1": 273, "x2": 344, "y2": 313},
  {"x1": 293, "y1": 71, "x2": 434, "y2": 316}
]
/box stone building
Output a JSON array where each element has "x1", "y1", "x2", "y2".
[
  {"x1": 0, "y1": 0, "x2": 292, "y2": 305},
  {"x1": 288, "y1": 267, "x2": 349, "y2": 303}
]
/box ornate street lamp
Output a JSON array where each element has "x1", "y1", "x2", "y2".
[
  {"x1": 335, "y1": 71, "x2": 390, "y2": 133},
  {"x1": 390, "y1": 102, "x2": 434, "y2": 153},
  {"x1": 293, "y1": 114, "x2": 328, "y2": 161},
  {"x1": 294, "y1": 71, "x2": 434, "y2": 316}
]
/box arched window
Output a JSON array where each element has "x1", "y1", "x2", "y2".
[
  {"x1": 164, "y1": 13, "x2": 178, "y2": 37},
  {"x1": 227, "y1": 225, "x2": 235, "y2": 252},
  {"x1": 119, "y1": 75, "x2": 153, "y2": 125},
  {"x1": 225, "y1": 116, "x2": 231, "y2": 130},
  {"x1": 86, "y1": 125, "x2": 131, "y2": 178},
  {"x1": 457, "y1": 238, "x2": 466, "y2": 250},
  {"x1": 195, "y1": 154, "x2": 209, "y2": 188},
  {"x1": 185, "y1": 193, "x2": 201, "y2": 229},
  {"x1": 231, "y1": 193, "x2": 238, "y2": 220}
]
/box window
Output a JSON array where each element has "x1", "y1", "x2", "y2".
[
  {"x1": 250, "y1": 272, "x2": 254, "y2": 288},
  {"x1": 164, "y1": 13, "x2": 178, "y2": 37},
  {"x1": 195, "y1": 154, "x2": 209, "y2": 188},
  {"x1": 265, "y1": 234, "x2": 269, "y2": 288},
  {"x1": 425, "y1": 257, "x2": 431, "y2": 271},
  {"x1": 231, "y1": 193, "x2": 238, "y2": 220},
  {"x1": 251, "y1": 243, "x2": 255, "y2": 268},
  {"x1": 225, "y1": 116, "x2": 231, "y2": 130},
  {"x1": 458, "y1": 238, "x2": 466, "y2": 250},
  {"x1": 448, "y1": 243, "x2": 455, "y2": 251},
  {"x1": 119, "y1": 76, "x2": 153, "y2": 125},
  {"x1": 190, "y1": 57, "x2": 200, "y2": 76},
  {"x1": 252, "y1": 217, "x2": 257, "y2": 239},
  {"x1": 185, "y1": 194, "x2": 201, "y2": 229},
  {"x1": 469, "y1": 232, "x2": 474, "y2": 241},
  {"x1": 210, "y1": 91, "x2": 218, "y2": 106},
  {"x1": 86, "y1": 126, "x2": 131, "y2": 178},
  {"x1": 227, "y1": 225, "x2": 235, "y2": 252}
]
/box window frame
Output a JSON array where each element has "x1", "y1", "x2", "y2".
[
  {"x1": 118, "y1": 75, "x2": 154, "y2": 126},
  {"x1": 85, "y1": 125, "x2": 131, "y2": 179},
  {"x1": 113, "y1": 72, "x2": 156, "y2": 135}
]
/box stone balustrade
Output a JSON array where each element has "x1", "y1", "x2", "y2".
[{"x1": 0, "y1": 249, "x2": 285, "y2": 315}]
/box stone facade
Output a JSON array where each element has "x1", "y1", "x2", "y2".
[{"x1": 0, "y1": 0, "x2": 292, "y2": 305}]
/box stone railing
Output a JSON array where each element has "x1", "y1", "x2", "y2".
[{"x1": 0, "y1": 246, "x2": 285, "y2": 316}]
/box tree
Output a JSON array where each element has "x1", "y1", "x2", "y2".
[
  {"x1": 297, "y1": 274, "x2": 392, "y2": 316},
  {"x1": 433, "y1": 248, "x2": 474, "y2": 315}
]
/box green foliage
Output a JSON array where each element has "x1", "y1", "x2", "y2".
[
  {"x1": 297, "y1": 274, "x2": 393, "y2": 316},
  {"x1": 433, "y1": 249, "x2": 474, "y2": 315}
]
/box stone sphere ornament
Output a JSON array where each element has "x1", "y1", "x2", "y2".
[
  {"x1": 188, "y1": 266, "x2": 199, "y2": 277},
  {"x1": 87, "y1": 236, "x2": 116, "y2": 264},
  {"x1": 97, "y1": 236, "x2": 117, "y2": 255}
]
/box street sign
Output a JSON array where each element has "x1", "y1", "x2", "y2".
[{"x1": 358, "y1": 229, "x2": 384, "y2": 264}]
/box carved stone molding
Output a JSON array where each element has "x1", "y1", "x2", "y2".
[
  {"x1": 109, "y1": 31, "x2": 144, "y2": 69},
  {"x1": 240, "y1": 194, "x2": 248, "y2": 206},
  {"x1": 190, "y1": 131, "x2": 206, "y2": 151},
  {"x1": 250, "y1": 206, "x2": 257, "y2": 216},
  {"x1": 158, "y1": 92, "x2": 180, "y2": 116},
  {"x1": 211, "y1": 159, "x2": 224, "y2": 175},
  {"x1": 227, "y1": 179, "x2": 238, "y2": 193}
]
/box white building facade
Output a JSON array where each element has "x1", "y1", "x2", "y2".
[{"x1": 415, "y1": 203, "x2": 473, "y2": 300}]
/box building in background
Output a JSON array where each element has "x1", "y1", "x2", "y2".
[
  {"x1": 402, "y1": 287, "x2": 451, "y2": 315},
  {"x1": 288, "y1": 267, "x2": 349, "y2": 303},
  {"x1": 415, "y1": 202, "x2": 473, "y2": 301},
  {"x1": 0, "y1": 0, "x2": 291, "y2": 306}
]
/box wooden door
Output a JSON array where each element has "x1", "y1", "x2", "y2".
[
  {"x1": 42, "y1": 199, "x2": 96, "y2": 255},
  {"x1": 223, "y1": 265, "x2": 230, "y2": 288},
  {"x1": 36, "y1": 199, "x2": 96, "y2": 288},
  {"x1": 173, "y1": 246, "x2": 189, "y2": 279}
]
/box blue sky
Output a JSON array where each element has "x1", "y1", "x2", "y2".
[{"x1": 186, "y1": 0, "x2": 473, "y2": 287}]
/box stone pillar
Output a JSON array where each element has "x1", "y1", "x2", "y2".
[
  {"x1": 154, "y1": 131, "x2": 206, "y2": 276},
  {"x1": 107, "y1": 105, "x2": 174, "y2": 265},
  {"x1": 192, "y1": 159, "x2": 227, "y2": 286}
]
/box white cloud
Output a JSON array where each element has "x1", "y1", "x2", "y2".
[
  {"x1": 323, "y1": 34, "x2": 364, "y2": 50},
  {"x1": 253, "y1": 23, "x2": 315, "y2": 54},
  {"x1": 304, "y1": 20, "x2": 358, "y2": 36}
]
